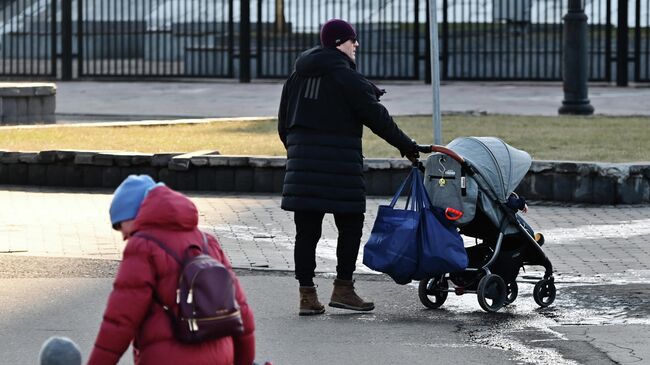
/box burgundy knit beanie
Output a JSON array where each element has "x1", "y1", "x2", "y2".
[{"x1": 320, "y1": 19, "x2": 357, "y2": 48}]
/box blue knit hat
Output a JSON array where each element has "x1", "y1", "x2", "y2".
[
  {"x1": 320, "y1": 19, "x2": 357, "y2": 48},
  {"x1": 109, "y1": 174, "x2": 158, "y2": 229},
  {"x1": 39, "y1": 336, "x2": 82, "y2": 365}
]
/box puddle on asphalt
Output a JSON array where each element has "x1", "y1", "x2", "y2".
[
  {"x1": 406, "y1": 270, "x2": 650, "y2": 365},
  {"x1": 205, "y1": 220, "x2": 648, "y2": 364}
]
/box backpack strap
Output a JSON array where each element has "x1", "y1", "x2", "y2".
[
  {"x1": 199, "y1": 231, "x2": 210, "y2": 255},
  {"x1": 133, "y1": 231, "x2": 212, "y2": 264},
  {"x1": 133, "y1": 232, "x2": 183, "y2": 265},
  {"x1": 131, "y1": 232, "x2": 181, "y2": 317},
  {"x1": 131, "y1": 231, "x2": 209, "y2": 322}
]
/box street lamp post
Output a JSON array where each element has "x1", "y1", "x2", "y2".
[
  {"x1": 429, "y1": 0, "x2": 442, "y2": 144},
  {"x1": 558, "y1": 0, "x2": 594, "y2": 115}
]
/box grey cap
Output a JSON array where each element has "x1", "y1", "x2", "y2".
[{"x1": 39, "y1": 337, "x2": 82, "y2": 365}]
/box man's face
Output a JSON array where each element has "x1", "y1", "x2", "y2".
[{"x1": 337, "y1": 38, "x2": 359, "y2": 61}]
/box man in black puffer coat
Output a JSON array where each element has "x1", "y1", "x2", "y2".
[{"x1": 278, "y1": 19, "x2": 419, "y2": 316}]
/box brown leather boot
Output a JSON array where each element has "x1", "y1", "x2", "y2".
[
  {"x1": 299, "y1": 286, "x2": 325, "y2": 316},
  {"x1": 329, "y1": 279, "x2": 375, "y2": 311}
]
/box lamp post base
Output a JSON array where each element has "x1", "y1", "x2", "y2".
[
  {"x1": 559, "y1": 1, "x2": 594, "y2": 116},
  {"x1": 558, "y1": 101, "x2": 595, "y2": 115}
]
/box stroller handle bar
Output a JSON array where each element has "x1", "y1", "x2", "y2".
[{"x1": 416, "y1": 144, "x2": 465, "y2": 164}]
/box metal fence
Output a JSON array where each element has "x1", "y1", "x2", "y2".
[
  {"x1": 0, "y1": 0, "x2": 56, "y2": 77},
  {"x1": 438, "y1": 1, "x2": 566, "y2": 81},
  {"x1": 429, "y1": 0, "x2": 649, "y2": 83},
  {"x1": 632, "y1": 0, "x2": 649, "y2": 82},
  {"x1": 76, "y1": 1, "x2": 235, "y2": 78},
  {"x1": 255, "y1": 0, "x2": 421, "y2": 80},
  {"x1": 0, "y1": 0, "x2": 648, "y2": 83}
]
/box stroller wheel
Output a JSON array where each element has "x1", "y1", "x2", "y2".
[
  {"x1": 477, "y1": 274, "x2": 507, "y2": 312},
  {"x1": 418, "y1": 276, "x2": 449, "y2": 309},
  {"x1": 533, "y1": 279, "x2": 556, "y2": 307},
  {"x1": 504, "y1": 280, "x2": 518, "y2": 305}
]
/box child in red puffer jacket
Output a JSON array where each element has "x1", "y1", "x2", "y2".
[{"x1": 88, "y1": 175, "x2": 255, "y2": 365}]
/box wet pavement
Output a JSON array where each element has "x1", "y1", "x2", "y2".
[
  {"x1": 1, "y1": 188, "x2": 649, "y2": 364},
  {"x1": 3, "y1": 80, "x2": 650, "y2": 364},
  {"x1": 1, "y1": 261, "x2": 648, "y2": 365},
  {"x1": 446, "y1": 279, "x2": 650, "y2": 365}
]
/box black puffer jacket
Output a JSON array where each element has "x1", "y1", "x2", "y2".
[{"x1": 278, "y1": 46, "x2": 415, "y2": 213}]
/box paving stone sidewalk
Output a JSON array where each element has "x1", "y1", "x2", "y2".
[{"x1": 1, "y1": 187, "x2": 649, "y2": 281}]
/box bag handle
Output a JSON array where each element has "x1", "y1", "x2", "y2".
[
  {"x1": 415, "y1": 168, "x2": 426, "y2": 211},
  {"x1": 390, "y1": 167, "x2": 425, "y2": 211},
  {"x1": 389, "y1": 168, "x2": 415, "y2": 208},
  {"x1": 407, "y1": 167, "x2": 429, "y2": 212},
  {"x1": 414, "y1": 169, "x2": 433, "y2": 211}
]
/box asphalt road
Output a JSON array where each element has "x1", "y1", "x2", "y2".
[
  {"x1": 0, "y1": 255, "x2": 648, "y2": 365},
  {"x1": 52, "y1": 81, "x2": 650, "y2": 123}
]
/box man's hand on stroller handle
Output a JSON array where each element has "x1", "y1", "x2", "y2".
[
  {"x1": 415, "y1": 144, "x2": 465, "y2": 164},
  {"x1": 401, "y1": 140, "x2": 420, "y2": 163}
]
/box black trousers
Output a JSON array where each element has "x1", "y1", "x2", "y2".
[{"x1": 293, "y1": 211, "x2": 365, "y2": 287}]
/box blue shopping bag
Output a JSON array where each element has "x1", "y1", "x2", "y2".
[
  {"x1": 363, "y1": 166, "x2": 468, "y2": 284},
  {"x1": 413, "y1": 208, "x2": 468, "y2": 279},
  {"x1": 363, "y1": 167, "x2": 423, "y2": 284},
  {"x1": 412, "y1": 169, "x2": 468, "y2": 279}
]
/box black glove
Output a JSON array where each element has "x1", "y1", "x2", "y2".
[
  {"x1": 400, "y1": 140, "x2": 419, "y2": 162},
  {"x1": 369, "y1": 81, "x2": 387, "y2": 100},
  {"x1": 404, "y1": 150, "x2": 419, "y2": 162}
]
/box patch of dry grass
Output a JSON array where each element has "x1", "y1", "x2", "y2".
[
  {"x1": 365, "y1": 115, "x2": 650, "y2": 162},
  {"x1": 1, "y1": 115, "x2": 648, "y2": 162}
]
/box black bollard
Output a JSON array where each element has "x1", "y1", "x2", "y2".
[
  {"x1": 239, "y1": 0, "x2": 251, "y2": 83},
  {"x1": 61, "y1": 0, "x2": 73, "y2": 80},
  {"x1": 559, "y1": 0, "x2": 594, "y2": 115}
]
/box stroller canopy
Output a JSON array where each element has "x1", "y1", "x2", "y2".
[{"x1": 447, "y1": 137, "x2": 532, "y2": 201}]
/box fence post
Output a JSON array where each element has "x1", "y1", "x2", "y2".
[
  {"x1": 616, "y1": 0, "x2": 628, "y2": 86},
  {"x1": 77, "y1": 0, "x2": 83, "y2": 78},
  {"x1": 441, "y1": 0, "x2": 448, "y2": 81},
  {"x1": 424, "y1": 0, "x2": 431, "y2": 84},
  {"x1": 633, "y1": 0, "x2": 640, "y2": 82},
  {"x1": 559, "y1": 0, "x2": 594, "y2": 115},
  {"x1": 239, "y1": 0, "x2": 251, "y2": 83},
  {"x1": 605, "y1": 0, "x2": 612, "y2": 82},
  {"x1": 61, "y1": 0, "x2": 73, "y2": 80},
  {"x1": 50, "y1": 0, "x2": 58, "y2": 77},
  {"x1": 414, "y1": 0, "x2": 420, "y2": 80}
]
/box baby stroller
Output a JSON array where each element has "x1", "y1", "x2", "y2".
[{"x1": 415, "y1": 137, "x2": 555, "y2": 312}]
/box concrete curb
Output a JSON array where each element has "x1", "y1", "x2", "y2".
[
  {"x1": 1, "y1": 150, "x2": 648, "y2": 204},
  {"x1": 0, "y1": 83, "x2": 56, "y2": 125},
  {"x1": 0, "y1": 116, "x2": 274, "y2": 130}
]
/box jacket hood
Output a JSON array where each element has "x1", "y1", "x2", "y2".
[
  {"x1": 295, "y1": 46, "x2": 355, "y2": 77},
  {"x1": 133, "y1": 185, "x2": 198, "y2": 232}
]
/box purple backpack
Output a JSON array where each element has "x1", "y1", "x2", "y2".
[{"x1": 135, "y1": 232, "x2": 244, "y2": 343}]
